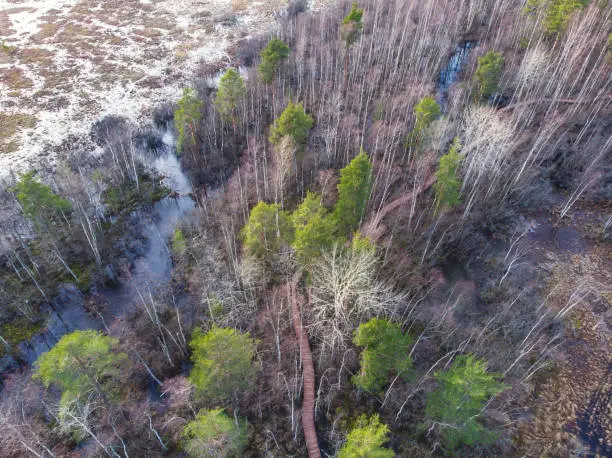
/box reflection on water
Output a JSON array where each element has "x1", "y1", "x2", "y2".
[
  {"x1": 438, "y1": 41, "x2": 474, "y2": 108},
  {"x1": 16, "y1": 121, "x2": 195, "y2": 365}
]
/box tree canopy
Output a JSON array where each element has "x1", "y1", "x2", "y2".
[
  {"x1": 241, "y1": 201, "x2": 293, "y2": 259},
  {"x1": 188, "y1": 327, "x2": 259, "y2": 402},
  {"x1": 215, "y1": 68, "x2": 246, "y2": 130},
  {"x1": 172, "y1": 228, "x2": 187, "y2": 257},
  {"x1": 269, "y1": 101, "x2": 314, "y2": 146},
  {"x1": 341, "y1": 2, "x2": 365, "y2": 46},
  {"x1": 34, "y1": 330, "x2": 126, "y2": 400},
  {"x1": 291, "y1": 191, "x2": 339, "y2": 265},
  {"x1": 433, "y1": 137, "x2": 462, "y2": 212},
  {"x1": 333, "y1": 150, "x2": 372, "y2": 235},
  {"x1": 406, "y1": 95, "x2": 442, "y2": 148},
  {"x1": 350, "y1": 230, "x2": 375, "y2": 255},
  {"x1": 338, "y1": 414, "x2": 394, "y2": 458},
  {"x1": 473, "y1": 51, "x2": 504, "y2": 101},
  {"x1": 182, "y1": 408, "x2": 247, "y2": 458},
  {"x1": 353, "y1": 318, "x2": 413, "y2": 393},
  {"x1": 525, "y1": 0, "x2": 590, "y2": 34},
  {"x1": 259, "y1": 38, "x2": 291, "y2": 84},
  {"x1": 175, "y1": 88, "x2": 203, "y2": 154},
  {"x1": 11, "y1": 171, "x2": 72, "y2": 227},
  {"x1": 426, "y1": 354, "x2": 508, "y2": 450},
  {"x1": 414, "y1": 96, "x2": 442, "y2": 133}
]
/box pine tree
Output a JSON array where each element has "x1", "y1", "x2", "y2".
[
  {"x1": 433, "y1": 137, "x2": 462, "y2": 213},
  {"x1": 524, "y1": 0, "x2": 590, "y2": 35},
  {"x1": 182, "y1": 408, "x2": 247, "y2": 457},
  {"x1": 175, "y1": 88, "x2": 203, "y2": 154},
  {"x1": 338, "y1": 414, "x2": 394, "y2": 458},
  {"x1": 34, "y1": 330, "x2": 126, "y2": 400},
  {"x1": 350, "y1": 230, "x2": 375, "y2": 255},
  {"x1": 291, "y1": 192, "x2": 339, "y2": 265},
  {"x1": 352, "y1": 318, "x2": 413, "y2": 393},
  {"x1": 269, "y1": 101, "x2": 314, "y2": 146},
  {"x1": 334, "y1": 150, "x2": 372, "y2": 235},
  {"x1": 406, "y1": 96, "x2": 442, "y2": 148},
  {"x1": 215, "y1": 68, "x2": 246, "y2": 132},
  {"x1": 340, "y1": 2, "x2": 364, "y2": 46},
  {"x1": 473, "y1": 51, "x2": 504, "y2": 101},
  {"x1": 172, "y1": 228, "x2": 187, "y2": 257},
  {"x1": 259, "y1": 38, "x2": 291, "y2": 84},
  {"x1": 188, "y1": 327, "x2": 259, "y2": 403},
  {"x1": 11, "y1": 171, "x2": 72, "y2": 228},
  {"x1": 414, "y1": 96, "x2": 442, "y2": 132},
  {"x1": 340, "y1": 2, "x2": 364, "y2": 85},
  {"x1": 241, "y1": 201, "x2": 293, "y2": 259},
  {"x1": 34, "y1": 329, "x2": 126, "y2": 436},
  {"x1": 426, "y1": 354, "x2": 508, "y2": 450}
]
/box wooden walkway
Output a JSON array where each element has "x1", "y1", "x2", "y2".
[{"x1": 289, "y1": 275, "x2": 321, "y2": 458}]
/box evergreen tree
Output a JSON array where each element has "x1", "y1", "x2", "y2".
[
  {"x1": 11, "y1": 171, "x2": 72, "y2": 228},
  {"x1": 525, "y1": 0, "x2": 590, "y2": 35},
  {"x1": 426, "y1": 354, "x2": 508, "y2": 450},
  {"x1": 34, "y1": 330, "x2": 125, "y2": 399},
  {"x1": 473, "y1": 51, "x2": 504, "y2": 101},
  {"x1": 340, "y1": 2, "x2": 364, "y2": 46},
  {"x1": 259, "y1": 38, "x2": 291, "y2": 84},
  {"x1": 241, "y1": 201, "x2": 293, "y2": 258},
  {"x1": 414, "y1": 96, "x2": 442, "y2": 133},
  {"x1": 350, "y1": 230, "x2": 375, "y2": 255},
  {"x1": 182, "y1": 408, "x2": 247, "y2": 458},
  {"x1": 291, "y1": 192, "x2": 339, "y2": 265},
  {"x1": 215, "y1": 68, "x2": 246, "y2": 132},
  {"x1": 352, "y1": 318, "x2": 413, "y2": 393},
  {"x1": 188, "y1": 327, "x2": 259, "y2": 403},
  {"x1": 433, "y1": 137, "x2": 462, "y2": 212},
  {"x1": 340, "y1": 2, "x2": 364, "y2": 85},
  {"x1": 172, "y1": 228, "x2": 187, "y2": 257},
  {"x1": 338, "y1": 414, "x2": 394, "y2": 458},
  {"x1": 175, "y1": 88, "x2": 203, "y2": 154},
  {"x1": 269, "y1": 101, "x2": 314, "y2": 146},
  {"x1": 334, "y1": 150, "x2": 372, "y2": 235},
  {"x1": 406, "y1": 96, "x2": 442, "y2": 148}
]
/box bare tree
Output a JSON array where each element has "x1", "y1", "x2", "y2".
[{"x1": 308, "y1": 244, "x2": 404, "y2": 359}]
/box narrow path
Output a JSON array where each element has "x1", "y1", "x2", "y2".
[
  {"x1": 289, "y1": 274, "x2": 321, "y2": 458},
  {"x1": 363, "y1": 173, "x2": 437, "y2": 241},
  {"x1": 498, "y1": 95, "x2": 612, "y2": 113}
]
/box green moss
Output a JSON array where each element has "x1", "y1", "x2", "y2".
[
  {"x1": 0, "y1": 317, "x2": 45, "y2": 357},
  {"x1": 102, "y1": 176, "x2": 170, "y2": 215},
  {"x1": 68, "y1": 262, "x2": 96, "y2": 292}
]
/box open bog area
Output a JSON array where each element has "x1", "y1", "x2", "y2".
[{"x1": 0, "y1": 0, "x2": 283, "y2": 173}]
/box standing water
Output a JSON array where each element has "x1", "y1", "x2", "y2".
[
  {"x1": 438, "y1": 41, "x2": 474, "y2": 109},
  {"x1": 17, "y1": 121, "x2": 195, "y2": 364}
]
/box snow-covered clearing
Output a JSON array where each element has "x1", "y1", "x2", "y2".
[{"x1": 0, "y1": 0, "x2": 285, "y2": 178}]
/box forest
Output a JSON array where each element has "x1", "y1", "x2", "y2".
[{"x1": 0, "y1": 0, "x2": 610, "y2": 456}]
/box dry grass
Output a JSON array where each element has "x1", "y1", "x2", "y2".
[
  {"x1": 17, "y1": 47, "x2": 54, "y2": 67},
  {"x1": 0, "y1": 68, "x2": 33, "y2": 90},
  {"x1": 232, "y1": 0, "x2": 249, "y2": 12},
  {"x1": 0, "y1": 113, "x2": 37, "y2": 153},
  {"x1": 517, "y1": 243, "x2": 611, "y2": 456}
]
